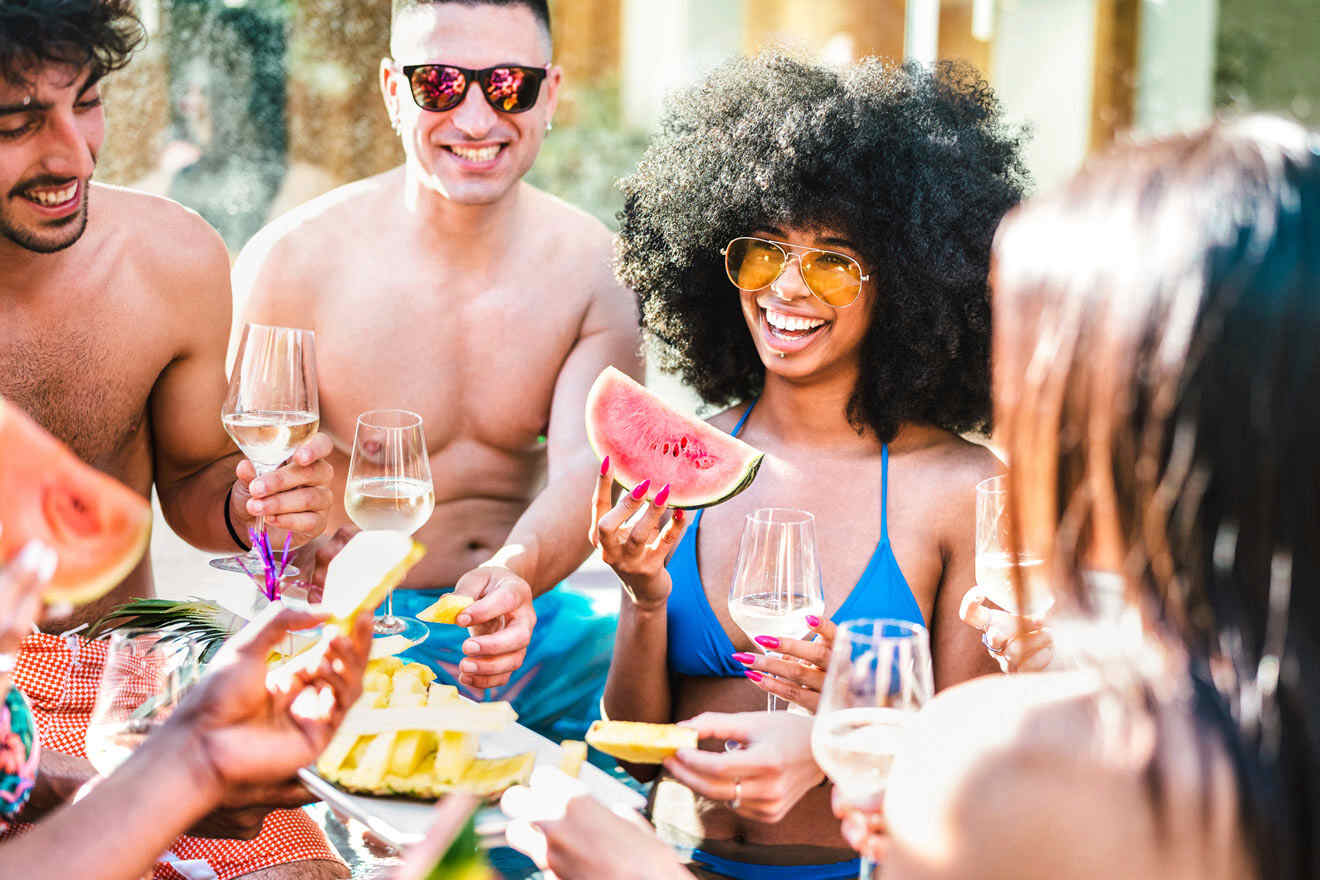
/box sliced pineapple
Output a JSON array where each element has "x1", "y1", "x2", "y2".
[
  {"x1": 558, "y1": 740, "x2": 588, "y2": 778},
  {"x1": 434, "y1": 730, "x2": 478, "y2": 783},
  {"x1": 585, "y1": 720, "x2": 698, "y2": 764},
  {"x1": 317, "y1": 658, "x2": 529, "y2": 800},
  {"x1": 416, "y1": 592, "x2": 474, "y2": 624}
]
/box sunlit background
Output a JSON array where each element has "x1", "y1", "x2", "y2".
[{"x1": 101, "y1": 0, "x2": 1318, "y2": 253}]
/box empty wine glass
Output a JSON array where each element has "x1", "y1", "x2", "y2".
[
  {"x1": 211, "y1": 324, "x2": 319, "y2": 575},
  {"x1": 811, "y1": 619, "x2": 933, "y2": 879},
  {"x1": 728, "y1": 508, "x2": 825, "y2": 711},
  {"x1": 345, "y1": 409, "x2": 435, "y2": 644},
  {"x1": 85, "y1": 630, "x2": 203, "y2": 776}
]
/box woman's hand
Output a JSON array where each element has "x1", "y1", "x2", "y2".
[
  {"x1": 662, "y1": 711, "x2": 823, "y2": 823},
  {"x1": 591, "y1": 459, "x2": 688, "y2": 610},
  {"x1": 502, "y1": 766, "x2": 691, "y2": 880},
  {"x1": 959, "y1": 587, "x2": 1054, "y2": 673},
  {"x1": 0, "y1": 539, "x2": 56, "y2": 690},
  {"x1": 168, "y1": 603, "x2": 373, "y2": 793},
  {"x1": 734, "y1": 616, "x2": 835, "y2": 712},
  {"x1": 832, "y1": 786, "x2": 889, "y2": 863}
]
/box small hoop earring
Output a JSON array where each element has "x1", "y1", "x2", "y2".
[{"x1": 545, "y1": 121, "x2": 553, "y2": 133}]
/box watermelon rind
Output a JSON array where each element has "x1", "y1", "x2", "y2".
[{"x1": 584, "y1": 367, "x2": 763, "y2": 509}]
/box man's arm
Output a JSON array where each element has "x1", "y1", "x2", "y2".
[
  {"x1": 454, "y1": 265, "x2": 642, "y2": 688},
  {"x1": 150, "y1": 208, "x2": 333, "y2": 553}
]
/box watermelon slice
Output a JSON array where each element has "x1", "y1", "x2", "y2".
[
  {"x1": 0, "y1": 397, "x2": 152, "y2": 605},
  {"x1": 585, "y1": 367, "x2": 763, "y2": 509}
]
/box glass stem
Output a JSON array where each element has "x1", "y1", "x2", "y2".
[
  {"x1": 766, "y1": 650, "x2": 783, "y2": 712},
  {"x1": 385, "y1": 588, "x2": 395, "y2": 621},
  {"x1": 859, "y1": 856, "x2": 882, "y2": 878},
  {"x1": 250, "y1": 463, "x2": 274, "y2": 554}
]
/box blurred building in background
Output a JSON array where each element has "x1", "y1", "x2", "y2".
[{"x1": 102, "y1": 0, "x2": 1318, "y2": 251}]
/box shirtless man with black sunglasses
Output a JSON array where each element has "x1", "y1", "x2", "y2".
[{"x1": 237, "y1": 0, "x2": 641, "y2": 736}]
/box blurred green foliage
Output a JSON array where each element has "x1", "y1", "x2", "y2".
[
  {"x1": 526, "y1": 80, "x2": 652, "y2": 231},
  {"x1": 1215, "y1": 0, "x2": 1319, "y2": 125}
]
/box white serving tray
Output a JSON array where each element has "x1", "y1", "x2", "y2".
[{"x1": 299, "y1": 720, "x2": 644, "y2": 849}]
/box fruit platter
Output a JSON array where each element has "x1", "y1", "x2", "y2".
[{"x1": 303, "y1": 656, "x2": 645, "y2": 848}]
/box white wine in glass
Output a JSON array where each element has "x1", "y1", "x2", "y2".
[
  {"x1": 728, "y1": 508, "x2": 825, "y2": 711},
  {"x1": 974, "y1": 474, "x2": 1052, "y2": 616},
  {"x1": 345, "y1": 409, "x2": 435, "y2": 643},
  {"x1": 85, "y1": 631, "x2": 203, "y2": 776},
  {"x1": 811, "y1": 618, "x2": 933, "y2": 879},
  {"x1": 211, "y1": 324, "x2": 319, "y2": 575}
]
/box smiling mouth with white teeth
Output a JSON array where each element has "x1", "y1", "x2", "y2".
[
  {"x1": 446, "y1": 144, "x2": 503, "y2": 163},
  {"x1": 763, "y1": 306, "x2": 829, "y2": 341},
  {"x1": 21, "y1": 181, "x2": 78, "y2": 208}
]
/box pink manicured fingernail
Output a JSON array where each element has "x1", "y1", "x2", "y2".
[
  {"x1": 754, "y1": 635, "x2": 780, "y2": 649},
  {"x1": 673, "y1": 509, "x2": 685, "y2": 523},
  {"x1": 743, "y1": 670, "x2": 763, "y2": 683},
  {"x1": 460, "y1": 659, "x2": 477, "y2": 673},
  {"x1": 600, "y1": 456, "x2": 610, "y2": 476},
  {"x1": 654, "y1": 484, "x2": 671, "y2": 507},
  {"x1": 732, "y1": 652, "x2": 756, "y2": 665},
  {"x1": 631, "y1": 479, "x2": 651, "y2": 500},
  {"x1": 806, "y1": 615, "x2": 821, "y2": 628},
  {"x1": 462, "y1": 639, "x2": 480, "y2": 654}
]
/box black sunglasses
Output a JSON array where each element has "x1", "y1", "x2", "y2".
[{"x1": 399, "y1": 63, "x2": 550, "y2": 114}]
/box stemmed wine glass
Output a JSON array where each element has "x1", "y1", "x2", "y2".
[
  {"x1": 85, "y1": 630, "x2": 203, "y2": 776},
  {"x1": 210, "y1": 324, "x2": 319, "y2": 575},
  {"x1": 811, "y1": 619, "x2": 933, "y2": 879},
  {"x1": 345, "y1": 409, "x2": 435, "y2": 644},
  {"x1": 728, "y1": 508, "x2": 825, "y2": 711},
  {"x1": 974, "y1": 474, "x2": 1052, "y2": 616}
]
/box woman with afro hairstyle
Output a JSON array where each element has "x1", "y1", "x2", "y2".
[{"x1": 587, "y1": 52, "x2": 1029, "y2": 879}]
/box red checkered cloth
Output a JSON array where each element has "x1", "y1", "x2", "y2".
[{"x1": 2, "y1": 632, "x2": 344, "y2": 880}]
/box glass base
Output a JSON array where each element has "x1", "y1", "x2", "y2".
[
  {"x1": 372, "y1": 614, "x2": 430, "y2": 646},
  {"x1": 209, "y1": 552, "x2": 301, "y2": 579}
]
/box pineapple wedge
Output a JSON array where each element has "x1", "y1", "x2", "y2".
[
  {"x1": 416, "y1": 592, "x2": 474, "y2": 625},
  {"x1": 433, "y1": 730, "x2": 478, "y2": 784},
  {"x1": 585, "y1": 720, "x2": 698, "y2": 764},
  {"x1": 558, "y1": 740, "x2": 588, "y2": 778},
  {"x1": 446, "y1": 753, "x2": 535, "y2": 797}
]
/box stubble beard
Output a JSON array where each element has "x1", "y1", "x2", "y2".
[{"x1": 0, "y1": 185, "x2": 91, "y2": 254}]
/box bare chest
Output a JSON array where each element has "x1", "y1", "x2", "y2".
[
  {"x1": 311, "y1": 273, "x2": 585, "y2": 454},
  {"x1": 0, "y1": 312, "x2": 167, "y2": 473}
]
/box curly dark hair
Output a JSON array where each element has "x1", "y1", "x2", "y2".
[
  {"x1": 0, "y1": 0, "x2": 144, "y2": 88},
  {"x1": 617, "y1": 53, "x2": 1029, "y2": 441}
]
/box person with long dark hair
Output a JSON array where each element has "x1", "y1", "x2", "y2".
[{"x1": 841, "y1": 116, "x2": 1319, "y2": 880}]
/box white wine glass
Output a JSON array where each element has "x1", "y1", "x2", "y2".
[
  {"x1": 974, "y1": 474, "x2": 1052, "y2": 616},
  {"x1": 85, "y1": 630, "x2": 203, "y2": 776},
  {"x1": 728, "y1": 508, "x2": 825, "y2": 711},
  {"x1": 811, "y1": 618, "x2": 933, "y2": 880},
  {"x1": 210, "y1": 323, "x2": 320, "y2": 575},
  {"x1": 345, "y1": 409, "x2": 435, "y2": 643}
]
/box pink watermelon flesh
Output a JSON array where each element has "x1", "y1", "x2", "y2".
[{"x1": 585, "y1": 367, "x2": 763, "y2": 509}]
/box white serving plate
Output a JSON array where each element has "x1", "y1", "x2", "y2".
[{"x1": 299, "y1": 720, "x2": 644, "y2": 849}]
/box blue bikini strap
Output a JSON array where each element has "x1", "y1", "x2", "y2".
[
  {"x1": 881, "y1": 443, "x2": 890, "y2": 541},
  {"x1": 731, "y1": 398, "x2": 757, "y2": 437}
]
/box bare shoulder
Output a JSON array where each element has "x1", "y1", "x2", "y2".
[
  {"x1": 233, "y1": 169, "x2": 401, "y2": 320},
  {"x1": 896, "y1": 430, "x2": 1001, "y2": 520},
  {"x1": 884, "y1": 672, "x2": 1252, "y2": 880},
  {"x1": 96, "y1": 183, "x2": 229, "y2": 287},
  {"x1": 523, "y1": 183, "x2": 629, "y2": 306}
]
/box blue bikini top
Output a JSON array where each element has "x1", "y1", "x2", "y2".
[{"x1": 664, "y1": 399, "x2": 925, "y2": 678}]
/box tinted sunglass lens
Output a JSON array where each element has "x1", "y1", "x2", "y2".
[
  {"x1": 482, "y1": 67, "x2": 541, "y2": 112},
  {"x1": 726, "y1": 238, "x2": 786, "y2": 290},
  {"x1": 801, "y1": 250, "x2": 862, "y2": 306},
  {"x1": 411, "y1": 65, "x2": 467, "y2": 111}
]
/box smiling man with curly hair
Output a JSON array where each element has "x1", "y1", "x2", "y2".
[{"x1": 595, "y1": 53, "x2": 1031, "y2": 879}]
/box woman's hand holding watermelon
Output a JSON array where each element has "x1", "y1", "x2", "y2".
[{"x1": 591, "y1": 459, "x2": 689, "y2": 610}]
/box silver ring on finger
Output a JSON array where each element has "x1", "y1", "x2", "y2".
[
  {"x1": 981, "y1": 631, "x2": 1006, "y2": 658},
  {"x1": 728, "y1": 779, "x2": 743, "y2": 810}
]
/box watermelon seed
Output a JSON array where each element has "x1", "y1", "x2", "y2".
[{"x1": 680, "y1": 437, "x2": 688, "y2": 450}]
